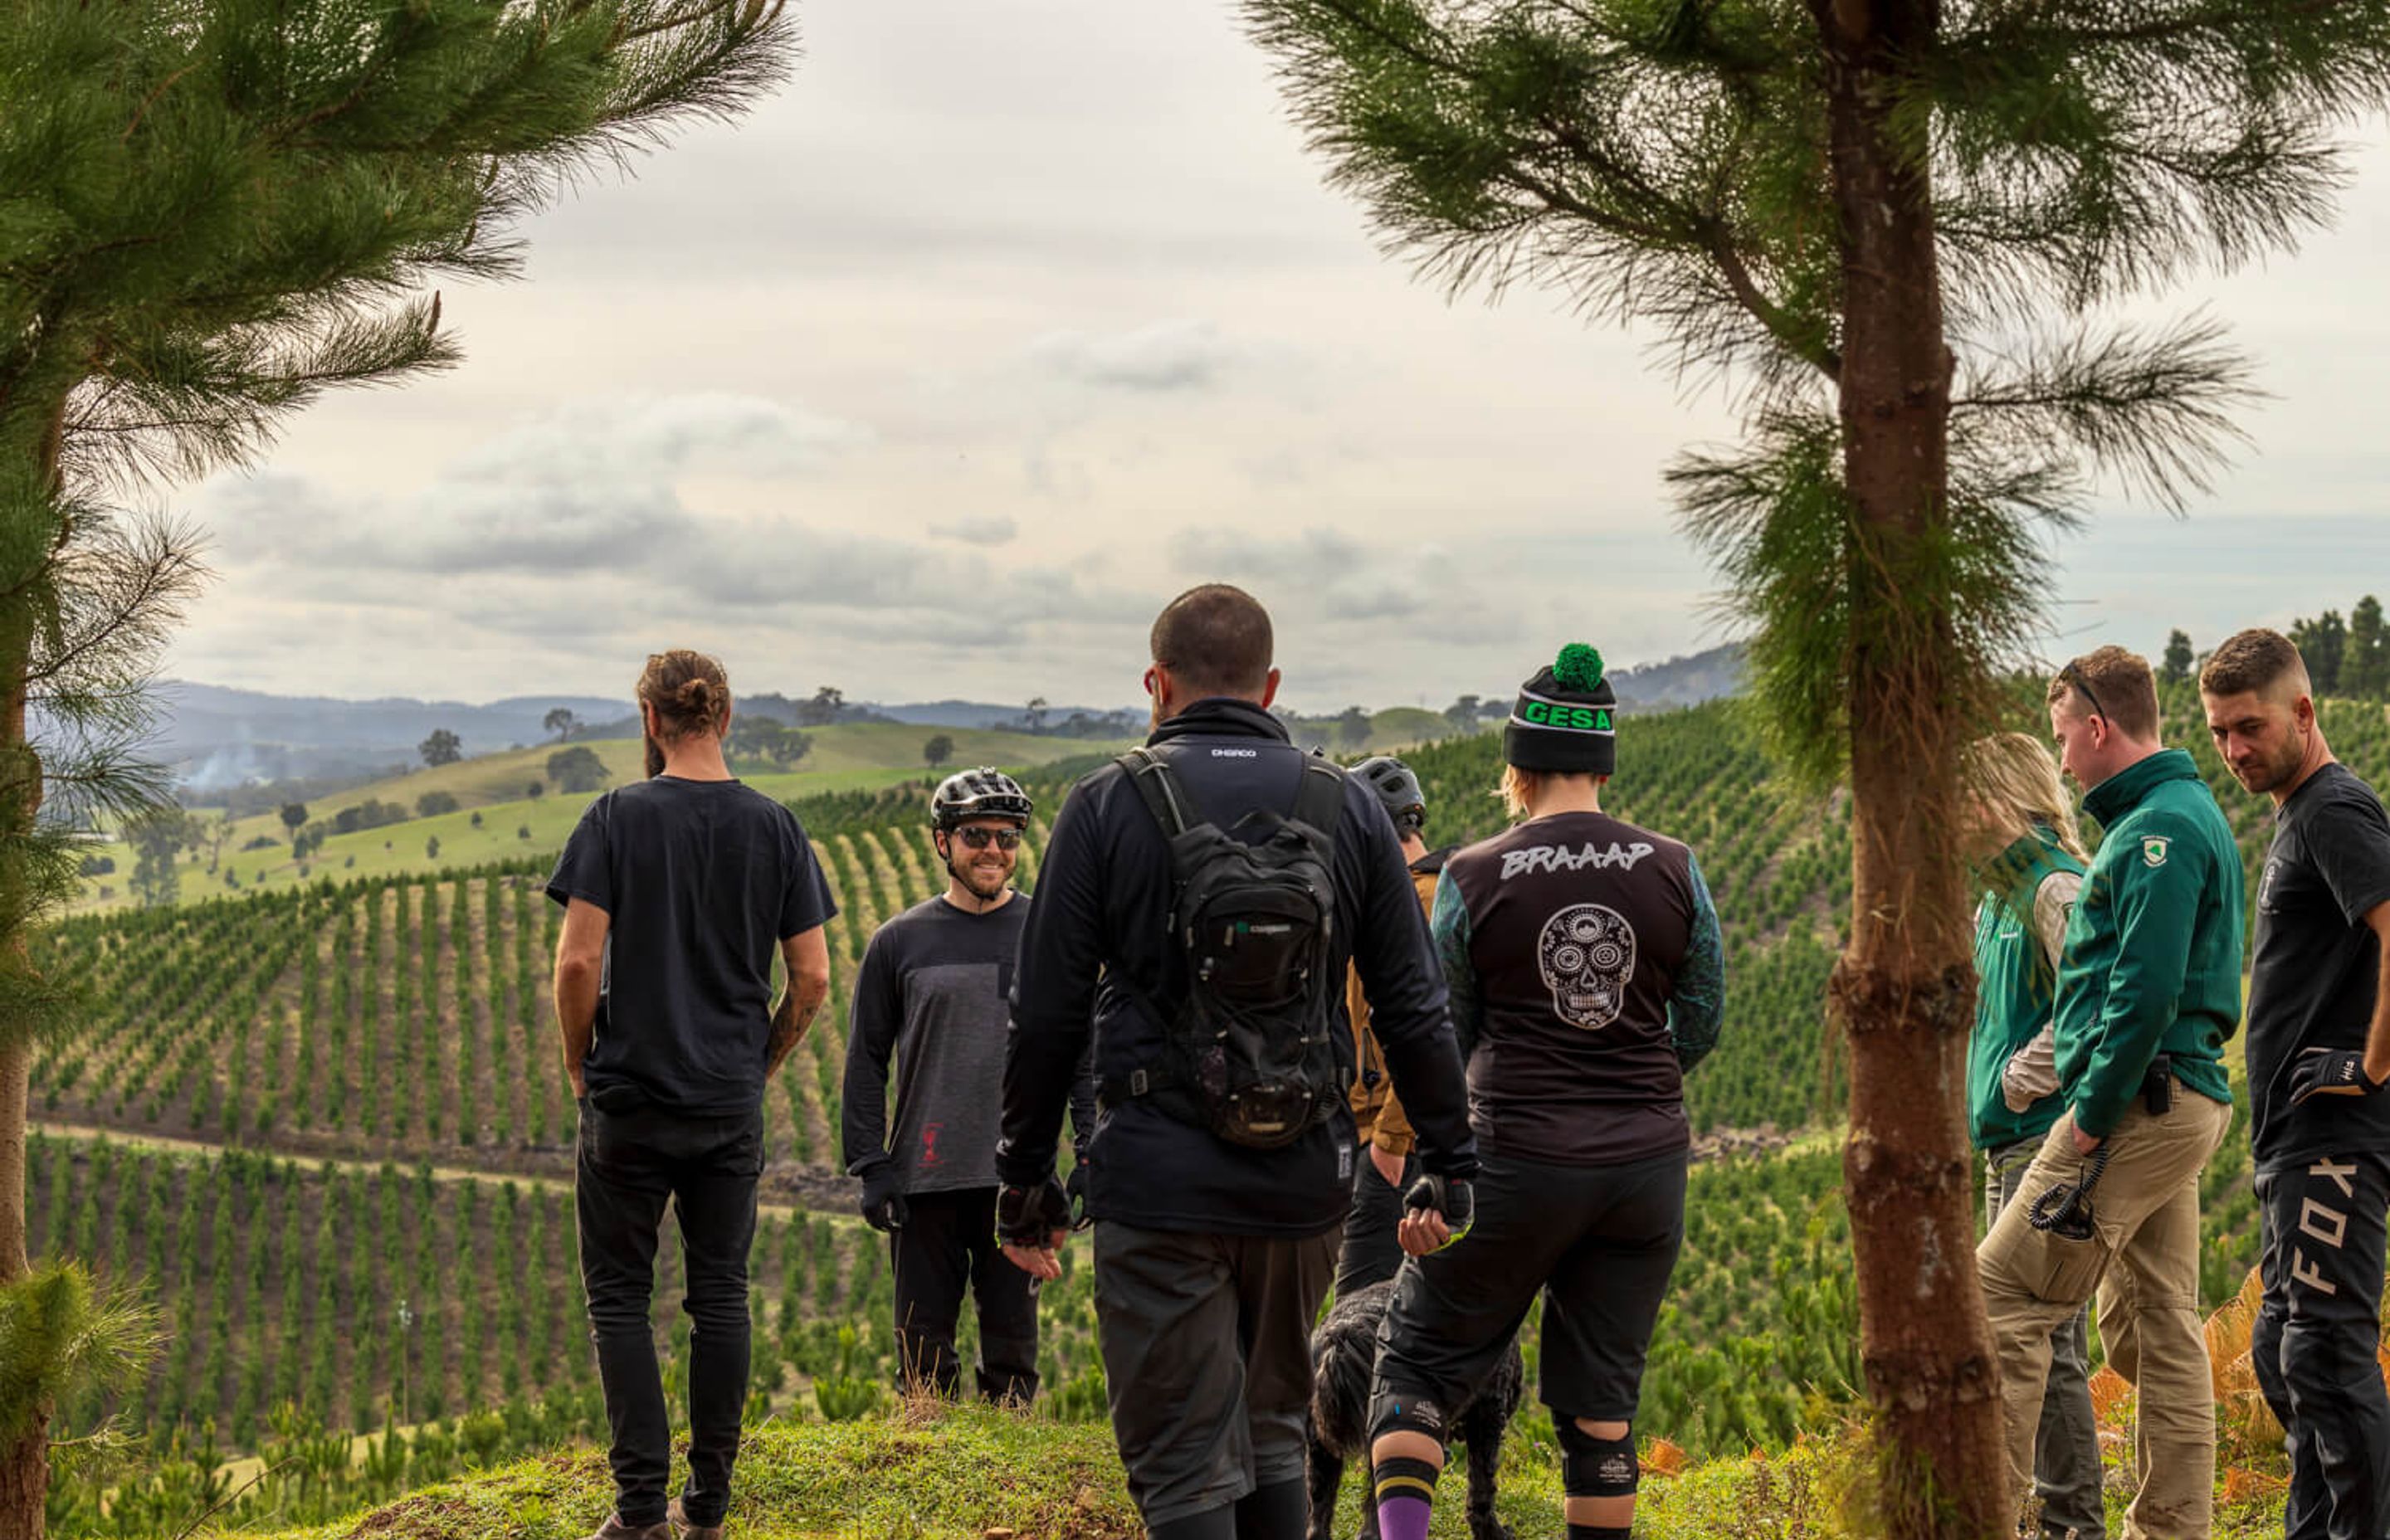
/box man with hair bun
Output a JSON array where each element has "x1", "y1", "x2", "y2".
[
  {"x1": 1979, "y1": 643, "x2": 2241, "y2": 1539},
  {"x1": 2202, "y1": 627, "x2": 2390, "y2": 1540},
  {"x1": 549, "y1": 649, "x2": 836, "y2": 1540}
]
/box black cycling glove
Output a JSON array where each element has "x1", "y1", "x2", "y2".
[
  {"x1": 856, "y1": 1158, "x2": 909, "y2": 1233},
  {"x1": 2290, "y1": 1047, "x2": 2387, "y2": 1105},
  {"x1": 1402, "y1": 1172, "x2": 1475, "y2": 1250},
  {"x1": 996, "y1": 1177, "x2": 1071, "y2": 1245}
]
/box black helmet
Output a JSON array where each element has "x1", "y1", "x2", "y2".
[
  {"x1": 931, "y1": 767, "x2": 1033, "y2": 830},
  {"x1": 1352, "y1": 755, "x2": 1426, "y2": 834}
]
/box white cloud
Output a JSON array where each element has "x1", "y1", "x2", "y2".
[
  {"x1": 1031, "y1": 319, "x2": 1238, "y2": 392},
  {"x1": 928, "y1": 514, "x2": 1019, "y2": 547}
]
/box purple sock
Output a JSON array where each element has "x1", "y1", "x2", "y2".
[
  {"x1": 1373, "y1": 1495, "x2": 1433, "y2": 1540},
  {"x1": 1372, "y1": 1455, "x2": 1440, "y2": 1540}
]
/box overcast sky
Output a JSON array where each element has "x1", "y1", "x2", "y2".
[{"x1": 172, "y1": 2, "x2": 2390, "y2": 714}]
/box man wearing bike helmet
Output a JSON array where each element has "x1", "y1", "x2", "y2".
[
  {"x1": 1337, "y1": 754, "x2": 1458, "y2": 1295},
  {"x1": 843, "y1": 768, "x2": 1065, "y2": 1402}
]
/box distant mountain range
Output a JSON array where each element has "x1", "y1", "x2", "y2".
[{"x1": 132, "y1": 646, "x2": 1742, "y2": 792}]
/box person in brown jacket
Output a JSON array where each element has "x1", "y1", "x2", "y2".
[{"x1": 1337, "y1": 755, "x2": 1456, "y2": 1295}]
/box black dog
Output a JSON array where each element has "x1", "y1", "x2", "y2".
[{"x1": 1304, "y1": 1279, "x2": 1522, "y2": 1540}]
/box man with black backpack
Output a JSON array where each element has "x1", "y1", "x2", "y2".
[{"x1": 997, "y1": 584, "x2": 1478, "y2": 1540}]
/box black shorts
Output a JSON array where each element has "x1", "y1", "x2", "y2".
[
  {"x1": 1371, "y1": 1147, "x2": 1687, "y2": 1427},
  {"x1": 1092, "y1": 1221, "x2": 1340, "y2": 1528}
]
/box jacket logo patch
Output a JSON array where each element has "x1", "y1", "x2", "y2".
[
  {"x1": 1538, "y1": 903, "x2": 1636, "y2": 1031},
  {"x1": 2141, "y1": 836, "x2": 2170, "y2": 869}
]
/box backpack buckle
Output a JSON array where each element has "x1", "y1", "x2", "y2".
[{"x1": 1129, "y1": 1069, "x2": 1149, "y2": 1097}]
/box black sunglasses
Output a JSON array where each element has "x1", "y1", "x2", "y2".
[
  {"x1": 2059, "y1": 661, "x2": 2108, "y2": 724},
  {"x1": 952, "y1": 826, "x2": 1022, "y2": 850}
]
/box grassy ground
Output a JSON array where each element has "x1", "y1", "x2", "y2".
[
  {"x1": 72, "y1": 725, "x2": 1123, "y2": 913},
  {"x1": 239, "y1": 1406, "x2": 2293, "y2": 1540}
]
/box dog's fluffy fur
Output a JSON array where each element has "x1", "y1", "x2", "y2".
[{"x1": 1304, "y1": 1279, "x2": 1523, "y2": 1540}]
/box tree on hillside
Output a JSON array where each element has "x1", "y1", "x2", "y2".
[
  {"x1": 2160, "y1": 630, "x2": 2196, "y2": 686},
  {"x1": 1443, "y1": 694, "x2": 1480, "y2": 733},
  {"x1": 2348, "y1": 595, "x2": 2388, "y2": 701},
  {"x1": 279, "y1": 802, "x2": 308, "y2": 856},
  {"x1": 922, "y1": 734, "x2": 954, "y2": 769},
  {"x1": 124, "y1": 809, "x2": 193, "y2": 911},
  {"x1": 543, "y1": 707, "x2": 578, "y2": 743},
  {"x1": 418, "y1": 729, "x2": 463, "y2": 768},
  {"x1": 1249, "y1": 3, "x2": 2390, "y2": 1530},
  {"x1": 415, "y1": 791, "x2": 460, "y2": 819},
  {"x1": 1025, "y1": 696, "x2": 1049, "y2": 734},
  {"x1": 797, "y1": 685, "x2": 846, "y2": 727},
  {"x1": 546, "y1": 746, "x2": 611, "y2": 795},
  {"x1": 1334, "y1": 704, "x2": 1373, "y2": 752},
  {"x1": 0, "y1": 3, "x2": 792, "y2": 1528},
  {"x1": 2290, "y1": 610, "x2": 2348, "y2": 694}
]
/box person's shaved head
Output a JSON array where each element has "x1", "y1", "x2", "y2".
[
  {"x1": 1150, "y1": 584, "x2": 1274, "y2": 700},
  {"x1": 2199, "y1": 628, "x2": 2311, "y2": 704}
]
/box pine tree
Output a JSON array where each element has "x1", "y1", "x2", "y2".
[
  {"x1": 1244, "y1": 2, "x2": 2390, "y2": 1532},
  {"x1": 2160, "y1": 629, "x2": 2195, "y2": 685},
  {"x1": 0, "y1": 4, "x2": 793, "y2": 1531},
  {"x1": 2349, "y1": 595, "x2": 2389, "y2": 701},
  {"x1": 2290, "y1": 608, "x2": 2349, "y2": 694}
]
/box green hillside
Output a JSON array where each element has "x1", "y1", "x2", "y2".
[
  {"x1": 37, "y1": 685, "x2": 2390, "y2": 1536},
  {"x1": 70, "y1": 724, "x2": 1127, "y2": 914}
]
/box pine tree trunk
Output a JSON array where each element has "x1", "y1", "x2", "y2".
[
  {"x1": 0, "y1": 402, "x2": 62, "y2": 1540},
  {"x1": 1816, "y1": 2, "x2": 2009, "y2": 1534}
]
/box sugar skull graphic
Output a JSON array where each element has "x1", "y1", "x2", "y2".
[{"x1": 1537, "y1": 904, "x2": 1636, "y2": 1031}]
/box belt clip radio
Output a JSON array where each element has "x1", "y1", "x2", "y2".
[{"x1": 2142, "y1": 1053, "x2": 2173, "y2": 1116}]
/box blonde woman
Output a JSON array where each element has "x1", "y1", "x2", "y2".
[{"x1": 1963, "y1": 729, "x2": 2100, "y2": 1540}]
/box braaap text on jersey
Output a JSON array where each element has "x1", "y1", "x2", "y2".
[{"x1": 1499, "y1": 840, "x2": 1657, "y2": 880}]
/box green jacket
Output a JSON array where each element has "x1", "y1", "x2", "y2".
[
  {"x1": 1968, "y1": 827, "x2": 2086, "y2": 1151},
  {"x1": 2053, "y1": 748, "x2": 2244, "y2": 1137}
]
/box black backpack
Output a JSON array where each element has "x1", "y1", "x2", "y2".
[{"x1": 1107, "y1": 744, "x2": 1349, "y2": 1150}]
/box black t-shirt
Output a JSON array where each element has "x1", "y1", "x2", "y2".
[
  {"x1": 546, "y1": 776, "x2": 836, "y2": 1116},
  {"x1": 2246, "y1": 763, "x2": 2390, "y2": 1170}
]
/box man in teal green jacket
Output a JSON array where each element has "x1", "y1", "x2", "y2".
[{"x1": 1979, "y1": 645, "x2": 2242, "y2": 1540}]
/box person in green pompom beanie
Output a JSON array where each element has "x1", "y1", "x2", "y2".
[
  {"x1": 1361, "y1": 641, "x2": 1725, "y2": 1540},
  {"x1": 1504, "y1": 641, "x2": 1619, "y2": 777}
]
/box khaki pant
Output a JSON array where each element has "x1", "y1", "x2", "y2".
[{"x1": 1978, "y1": 1092, "x2": 2232, "y2": 1540}]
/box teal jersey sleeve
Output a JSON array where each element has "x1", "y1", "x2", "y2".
[
  {"x1": 1429, "y1": 871, "x2": 1482, "y2": 1063},
  {"x1": 1669, "y1": 852, "x2": 1726, "y2": 1074}
]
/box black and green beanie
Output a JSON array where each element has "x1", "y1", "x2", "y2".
[{"x1": 1504, "y1": 643, "x2": 1617, "y2": 775}]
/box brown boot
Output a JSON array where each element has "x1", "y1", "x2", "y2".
[
  {"x1": 587, "y1": 1515, "x2": 671, "y2": 1540},
  {"x1": 667, "y1": 1498, "x2": 725, "y2": 1540}
]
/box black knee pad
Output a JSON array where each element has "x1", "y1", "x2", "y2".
[
  {"x1": 1557, "y1": 1420, "x2": 1638, "y2": 1500},
  {"x1": 1367, "y1": 1381, "x2": 1453, "y2": 1447}
]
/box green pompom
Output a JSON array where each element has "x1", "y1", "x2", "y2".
[{"x1": 1552, "y1": 642, "x2": 1605, "y2": 691}]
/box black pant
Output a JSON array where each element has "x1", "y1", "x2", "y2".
[
  {"x1": 576, "y1": 1098, "x2": 763, "y2": 1529},
  {"x1": 1333, "y1": 1149, "x2": 1416, "y2": 1299},
  {"x1": 2252, "y1": 1152, "x2": 2390, "y2": 1540},
  {"x1": 891, "y1": 1187, "x2": 1041, "y2": 1402}
]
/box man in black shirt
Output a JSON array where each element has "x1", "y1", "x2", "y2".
[
  {"x1": 549, "y1": 651, "x2": 835, "y2": 1540},
  {"x1": 842, "y1": 768, "x2": 1075, "y2": 1403},
  {"x1": 2202, "y1": 629, "x2": 2390, "y2": 1540},
  {"x1": 996, "y1": 585, "x2": 1477, "y2": 1540}
]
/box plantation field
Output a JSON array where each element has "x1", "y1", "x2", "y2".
[{"x1": 36, "y1": 684, "x2": 2390, "y2": 1534}]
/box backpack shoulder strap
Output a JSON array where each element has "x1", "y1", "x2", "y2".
[
  {"x1": 1290, "y1": 755, "x2": 1347, "y2": 855},
  {"x1": 1115, "y1": 746, "x2": 1195, "y2": 840}
]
